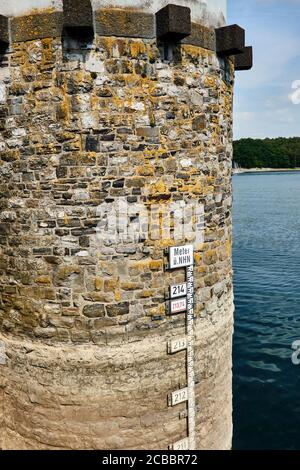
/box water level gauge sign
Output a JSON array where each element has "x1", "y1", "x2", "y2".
[
  {"x1": 168, "y1": 337, "x2": 188, "y2": 354},
  {"x1": 169, "y1": 297, "x2": 187, "y2": 315},
  {"x1": 169, "y1": 387, "x2": 188, "y2": 406},
  {"x1": 171, "y1": 437, "x2": 189, "y2": 450},
  {"x1": 168, "y1": 245, "x2": 194, "y2": 270},
  {"x1": 170, "y1": 282, "x2": 187, "y2": 299}
]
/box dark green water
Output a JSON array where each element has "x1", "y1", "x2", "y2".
[{"x1": 233, "y1": 171, "x2": 300, "y2": 450}]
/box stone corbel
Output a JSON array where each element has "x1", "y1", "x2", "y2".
[
  {"x1": 63, "y1": 0, "x2": 94, "y2": 39},
  {"x1": 156, "y1": 4, "x2": 191, "y2": 41},
  {"x1": 0, "y1": 15, "x2": 9, "y2": 48},
  {"x1": 215, "y1": 24, "x2": 245, "y2": 57}
]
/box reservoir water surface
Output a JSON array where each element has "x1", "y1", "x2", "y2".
[{"x1": 233, "y1": 171, "x2": 300, "y2": 450}]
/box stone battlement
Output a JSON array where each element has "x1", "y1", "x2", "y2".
[
  {"x1": 0, "y1": 6, "x2": 219, "y2": 52},
  {"x1": 0, "y1": 1, "x2": 226, "y2": 27}
]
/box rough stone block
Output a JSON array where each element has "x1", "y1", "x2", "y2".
[
  {"x1": 63, "y1": 0, "x2": 94, "y2": 40},
  {"x1": 136, "y1": 127, "x2": 160, "y2": 139},
  {"x1": 83, "y1": 304, "x2": 106, "y2": 318},
  {"x1": 192, "y1": 115, "x2": 206, "y2": 131},
  {"x1": 63, "y1": 0, "x2": 93, "y2": 28},
  {"x1": 181, "y1": 23, "x2": 215, "y2": 51},
  {"x1": 106, "y1": 303, "x2": 130, "y2": 317},
  {"x1": 156, "y1": 4, "x2": 191, "y2": 41},
  {"x1": 85, "y1": 135, "x2": 100, "y2": 152},
  {"x1": 0, "y1": 15, "x2": 9, "y2": 45},
  {"x1": 11, "y1": 12, "x2": 63, "y2": 43},
  {"x1": 95, "y1": 9, "x2": 155, "y2": 39},
  {"x1": 216, "y1": 24, "x2": 245, "y2": 56},
  {"x1": 235, "y1": 46, "x2": 253, "y2": 71}
]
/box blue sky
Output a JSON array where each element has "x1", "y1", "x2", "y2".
[{"x1": 228, "y1": 0, "x2": 300, "y2": 139}]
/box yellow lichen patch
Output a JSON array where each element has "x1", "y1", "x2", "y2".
[
  {"x1": 147, "y1": 304, "x2": 166, "y2": 317},
  {"x1": 182, "y1": 44, "x2": 213, "y2": 61},
  {"x1": 112, "y1": 95, "x2": 125, "y2": 109},
  {"x1": 63, "y1": 214, "x2": 70, "y2": 226},
  {"x1": 130, "y1": 41, "x2": 146, "y2": 58},
  {"x1": 224, "y1": 95, "x2": 233, "y2": 112},
  {"x1": 121, "y1": 282, "x2": 142, "y2": 291},
  {"x1": 194, "y1": 253, "x2": 203, "y2": 265},
  {"x1": 130, "y1": 260, "x2": 150, "y2": 271},
  {"x1": 154, "y1": 238, "x2": 180, "y2": 249},
  {"x1": 95, "y1": 278, "x2": 104, "y2": 291},
  {"x1": 138, "y1": 290, "x2": 155, "y2": 298},
  {"x1": 99, "y1": 37, "x2": 115, "y2": 56},
  {"x1": 56, "y1": 265, "x2": 81, "y2": 280},
  {"x1": 206, "y1": 176, "x2": 216, "y2": 185},
  {"x1": 226, "y1": 239, "x2": 232, "y2": 258},
  {"x1": 28, "y1": 7, "x2": 56, "y2": 16},
  {"x1": 176, "y1": 179, "x2": 203, "y2": 195},
  {"x1": 115, "y1": 290, "x2": 122, "y2": 302},
  {"x1": 137, "y1": 165, "x2": 155, "y2": 177},
  {"x1": 104, "y1": 278, "x2": 119, "y2": 292},
  {"x1": 149, "y1": 260, "x2": 162, "y2": 271},
  {"x1": 91, "y1": 93, "x2": 100, "y2": 110},
  {"x1": 210, "y1": 116, "x2": 219, "y2": 125},
  {"x1": 41, "y1": 38, "x2": 54, "y2": 64},
  {"x1": 147, "y1": 46, "x2": 157, "y2": 64},
  {"x1": 124, "y1": 74, "x2": 140, "y2": 88},
  {"x1": 204, "y1": 76, "x2": 217, "y2": 88},
  {"x1": 58, "y1": 84, "x2": 70, "y2": 122},
  {"x1": 148, "y1": 180, "x2": 168, "y2": 195},
  {"x1": 194, "y1": 242, "x2": 205, "y2": 252},
  {"x1": 204, "y1": 249, "x2": 218, "y2": 265},
  {"x1": 143, "y1": 147, "x2": 168, "y2": 162},
  {"x1": 21, "y1": 64, "x2": 36, "y2": 80}
]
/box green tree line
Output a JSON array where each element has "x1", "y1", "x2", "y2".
[{"x1": 233, "y1": 137, "x2": 300, "y2": 169}]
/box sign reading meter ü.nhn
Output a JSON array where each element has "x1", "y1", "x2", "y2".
[{"x1": 168, "y1": 245, "x2": 194, "y2": 270}]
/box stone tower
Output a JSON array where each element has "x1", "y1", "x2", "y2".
[{"x1": 0, "y1": 0, "x2": 252, "y2": 450}]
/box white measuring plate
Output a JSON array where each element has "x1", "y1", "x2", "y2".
[
  {"x1": 172, "y1": 437, "x2": 189, "y2": 450},
  {"x1": 170, "y1": 387, "x2": 188, "y2": 406},
  {"x1": 169, "y1": 245, "x2": 194, "y2": 269},
  {"x1": 169, "y1": 282, "x2": 187, "y2": 299},
  {"x1": 168, "y1": 337, "x2": 188, "y2": 354},
  {"x1": 169, "y1": 297, "x2": 187, "y2": 314}
]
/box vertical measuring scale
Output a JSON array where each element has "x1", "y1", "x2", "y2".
[
  {"x1": 186, "y1": 264, "x2": 196, "y2": 450},
  {"x1": 167, "y1": 245, "x2": 196, "y2": 450}
]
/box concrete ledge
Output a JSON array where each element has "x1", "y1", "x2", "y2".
[{"x1": 11, "y1": 12, "x2": 63, "y2": 43}]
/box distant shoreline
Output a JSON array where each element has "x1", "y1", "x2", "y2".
[{"x1": 233, "y1": 168, "x2": 300, "y2": 174}]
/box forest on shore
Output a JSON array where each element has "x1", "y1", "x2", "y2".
[{"x1": 233, "y1": 137, "x2": 300, "y2": 169}]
